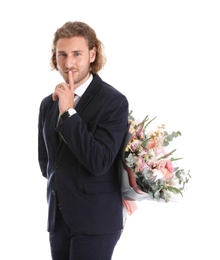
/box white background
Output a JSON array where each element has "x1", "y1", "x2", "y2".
[{"x1": 0, "y1": 0, "x2": 219, "y2": 259}]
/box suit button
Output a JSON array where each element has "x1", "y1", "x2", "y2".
[{"x1": 52, "y1": 190, "x2": 56, "y2": 195}]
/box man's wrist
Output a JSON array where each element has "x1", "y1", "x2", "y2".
[{"x1": 60, "y1": 108, "x2": 76, "y2": 121}]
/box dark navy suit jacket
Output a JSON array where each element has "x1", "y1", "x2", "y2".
[{"x1": 38, "y1": 74, "x2": 128, "y2": 234}]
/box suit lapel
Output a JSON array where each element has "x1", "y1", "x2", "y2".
[{"x1": 75, "y1": 74, "x2": 101, "y2": 114}]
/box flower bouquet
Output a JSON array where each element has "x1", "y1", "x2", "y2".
[{"x1": 119, "y1": 111, "x2": 191, "y2": 203}]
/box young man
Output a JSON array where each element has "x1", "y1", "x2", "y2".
[{"x1": 38, "y1": 21, "x2": 129, "y2": 259}]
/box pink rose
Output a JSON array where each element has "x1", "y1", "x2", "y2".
[
  {"x1": 137, "y1": 156, "x2": 148, "y2": 172},
  {"x1": 147, "y1": 140, "x2": 155, "y2": 149},
  {"x1": 165, "y1": 161, "x2": 174, "y2": 173}
]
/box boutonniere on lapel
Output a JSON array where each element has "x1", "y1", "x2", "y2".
[{"x1": 120, "y1": 110, "x2": 191, "y2": 211}]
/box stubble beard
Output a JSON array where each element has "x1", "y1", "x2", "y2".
[{"x1": 74, "y1": 67, "x2": 90, "y2": 86}]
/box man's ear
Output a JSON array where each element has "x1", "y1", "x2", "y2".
[{"x1": 90, "y1": 47, "x2": 96, "y2": 62}]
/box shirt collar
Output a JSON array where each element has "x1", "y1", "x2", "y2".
[{"x1": 74, "y1": 74, "x2": 93, "y2": 98}]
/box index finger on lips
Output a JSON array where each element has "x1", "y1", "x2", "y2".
[{"x1": 68, "y1": 71, "x2": 74, "y2": 92}]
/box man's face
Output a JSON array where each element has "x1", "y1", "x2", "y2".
[{"x1": 56, "y1": 36, "x2": 96, "y2": 88}]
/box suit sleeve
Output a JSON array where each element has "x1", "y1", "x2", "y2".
[{"x1": 38, "y1": 101, "x2": 48, "y2": 178}]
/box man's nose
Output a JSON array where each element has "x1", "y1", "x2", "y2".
[{"x1": 65, "y1": 55, "x2": 74, "y2": 68}]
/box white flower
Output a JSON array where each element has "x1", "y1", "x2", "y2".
[{"x1": 152, "y1": 169, "x2": 164, "y2": 181}]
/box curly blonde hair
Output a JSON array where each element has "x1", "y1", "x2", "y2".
[{"x1": 50, "y1": 21, "x2": 106, "y2": 74}]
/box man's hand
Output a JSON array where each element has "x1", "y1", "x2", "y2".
[{"x1": 52, "y1": 71, "x2": 75, "y2": 114}]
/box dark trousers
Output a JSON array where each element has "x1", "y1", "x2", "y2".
[{"x1": 49, "y1": 207, "x2": 121, "y2": 260}]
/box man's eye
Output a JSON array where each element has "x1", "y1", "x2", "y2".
[
  {"x1": 58, "y1": 53, "x2": 66, "y2": 57},
  {"x1": 74, "y1": 53, "x2": 80, "y2": 56}
]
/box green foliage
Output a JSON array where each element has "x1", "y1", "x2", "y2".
[
  {"x1": 163, "y1": 131, "x2": 182, "y2": 147},
  {"x1": 134, "y1": 167, "x2": 191, "y2": 203},
  {"x1": 125, "y1": 153, "x2": 138, "y2": 168}
]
